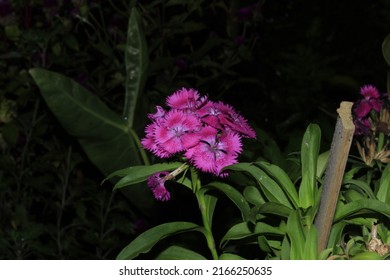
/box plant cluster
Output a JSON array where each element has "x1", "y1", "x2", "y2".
[
  {"x1": 352, "y1": 85, "x2": 390, "y2": 166},
  {"x1": 1, "y1": 0, "x2": 390, "y2": 260}
]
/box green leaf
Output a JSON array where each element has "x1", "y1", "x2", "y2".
[
  {"x1": 116, "y1": 222, "x2": 203, "y2": 260},
  {"x1": 105, "y1": 162, "x2": 182, "y2": 189},
  {"x1": 376, "y1": 163, "x2": 390, "y2": 203},
  {"x1": 220, "y1": 222, "x2": 284, "y2": 248},
  {"x1": 225, "y1": 163, "x2": 292, "y2": 208},
  {"x1": 334, "y1": 199, "x2": 390, "y2": 222},
  {"x1": 302, "y1": 226, "x2": 318, "y2": 260},
  {"x1": 203, "y1": 182, "x2": 252, "y2": 222},
  {"x1": 123, "y1": 8, "x2": 149, "y2": 128},
  {"x1": 327, "y1": 221, "x2": 347, "y2": 255},
  {"x1": 258, "y1": 202, "x2": 292, "y2": 218},
  {"x1": 316, "y1": 150, "x2": 329, "y2": 178},
  {"x1": 299, "y1": 124, "x2": 321, "y2": 208},
  {"x1": 204, "y1": 193, "x2": 218, "y2": 229},
  {"x1": 156, "y1": 246, "x2": 206, "y2": 260},
  {"x1": 343, "y1": 179, "x2": 376, "y2": 199},
  {"x1": 255, "y1": 161, "x2": 299, "y2": 208},
  {"x1": 218, "y1": 253, "x2": 246, "y2": 260},
  {"x1": 243, "y1": 186, "x2": 265, "y2": 206},
  {"x1": 351, "y1": 251, "x2": 383, "y2": 260},
  {"x1": 281, "y1": 236, "x2": 291, "y2": 260},
  {"x1": 286, "y1": 210, "x2": 305, "y2": 260},
  {"x1": 382, "y1": 33, "x2": 390, "y2": 67},
  {"x1": 257, "y1": 236, "x2": 273, "y2": 254},
  {"x1": 29, "y1": 68, "x2": 154, "y2": 215}
]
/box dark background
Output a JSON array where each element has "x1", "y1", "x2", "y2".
[{"x1": 1, "y1": 0, "x2": 389, "y2": 259}]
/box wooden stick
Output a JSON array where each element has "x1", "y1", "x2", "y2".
[{"x1": 315, "y1": 101, "x2": 355, "y2": 253}]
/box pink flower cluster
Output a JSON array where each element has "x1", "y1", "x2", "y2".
[
  {"x1": 142, "y1": 88, "x2": 256, "y2": 176},
  {"x1": 353, "y1": 85, "x2": 384, "y2": 135}
]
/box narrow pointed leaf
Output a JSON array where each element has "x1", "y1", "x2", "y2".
[
  {"x1": 286, "y1": 210, "x2": 305, "y2": 260},
  {"x1": 343, "y1": 179, "x2": 376, "y2": 199},
  {"x1": 254, "y1": 161, "x2": 299, "y2": 208},
  {"x1": 258, "y1": 202, "x2": 292, "y2": 218},
  {"x1": 334, "y1": 199, "x2": 390, "y2": 222},
  {"x1": 226, "y1": 163, "x2": 292, "y2": 208},
  {"x1": 376, "y1": 163, "x2": 390, "y2": 203},
  {"x1": 203, "y1": 182, "x2": 251, "y2": 222},
  {"x1": 243, "y1": 185, "x2": 265, "y2": 206},
  {"x1": 117, "y1": 222, "x2": 202, "y2": 259},
  {"x1": 105, "y1": 162, "x2": 182, "y2": 189},
  {"x1": 299, "y1": 124, "x2": 321, "y2": 208},
  {"x1": 220, "y1": 222, "x2": 284, "y2": 248},
  {"x1": 204, "y1": 193, "x2": 218, "y2": 229}
]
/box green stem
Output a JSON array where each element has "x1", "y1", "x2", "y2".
[
  {"x1": 129, "y1": 127, "x2": 150, "y2": 166},
  {"x1": 195, "y1": 176, "x2": 218, "y2": 260}
]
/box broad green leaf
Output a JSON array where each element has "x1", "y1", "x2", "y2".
[
  {"x1": 255, "y1": 161, "x2": 299, "y2": 208},
  {"x1": 220, "y1": 222, "x2": 284, "y2": 248},
  {"x1": 302, "y1": 226, "x2": 318, "y2": 260},
  {"x1": 156, "y1": 245, "x2": 206, "y2": 260},
  {"x1": 29, "y1": 68, "x2": 141, "y2": 173},
  {"x1": 219, "y1": 253, "x2": 246, "y2": 260},
  {"x1": 376, "y1": 163, "x2": 390, "y2": 203},
  {"x1": 334, "y1": 199, "x2": 390, "y2": 222},
  {"x1": 117, "y1": 222, "x2": 203, "y2": 260},
  {"x1": 225, "y1": 163, "x2": 292, "y2": 208},
  {"x1": 382, "y1": 33, "x2": 390, "y2": 67},
  {"x1": 299, "y1": 124, "x2": 321, "y2": 208},
  {"x1": 29, "y1": 68, "x2": 154, "y2": 215},
  {"x1": 104, "y1": 162, "x2": 183, "y2": 189},
  {"x1": 123, "y1": 8, "x2": 149, "y2": 128},
  {"x1": 203, "y1": 182, "x2": 251, "y2": 222},
  {"x1": 286, "y1": 210, "x2": 305, "y2": 260}
]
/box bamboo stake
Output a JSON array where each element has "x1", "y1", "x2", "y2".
[{"x1": 315, "y1": 101, "x2": 355, "y2": 253}]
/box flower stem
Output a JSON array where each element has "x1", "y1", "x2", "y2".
[{"x1": 194, "y1": 175, "x2": 218, "y2": 260}]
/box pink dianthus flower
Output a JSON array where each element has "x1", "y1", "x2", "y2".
[
  {"x1": 197, "y1": 101, "x2": 256, "y2": 138},
  {"x1": 185, "y1": 126, "x2": 242, "y2": 176},
  {"x1": 154, "y1": 110, "x2": 202, "y2": 154},
  {"x1": 166, "y1": 87, "x2": 206, "y2": 111}
]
